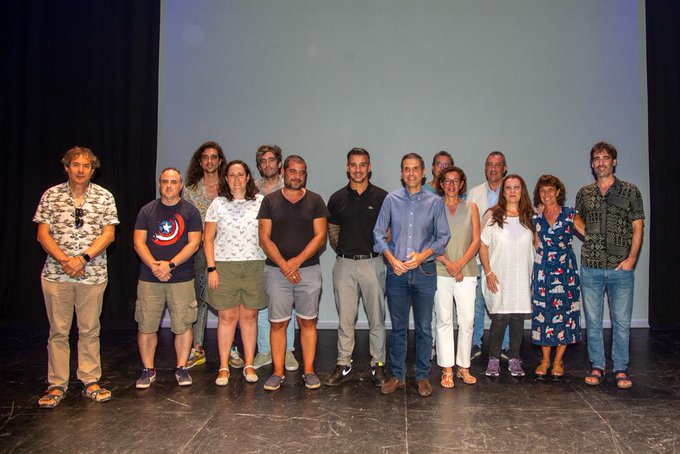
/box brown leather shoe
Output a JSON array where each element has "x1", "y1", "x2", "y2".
[
  {"x1": 380, "y1": 376, "x2": 406, "y2": 394},
  {"x1": 417, "y1": 379, "x2": 433, "y2": 397}
]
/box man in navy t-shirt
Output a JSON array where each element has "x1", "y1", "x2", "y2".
[{"x1": 133, "y1": 168, "x2": 202, "y2": 388}]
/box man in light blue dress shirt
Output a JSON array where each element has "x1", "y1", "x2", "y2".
[
  {"x1": 374, "y1": 153, "x2": 450, "y2": 397},
  {"x1": 467, "y1": 151, "x2": 510, "y2": 360}
]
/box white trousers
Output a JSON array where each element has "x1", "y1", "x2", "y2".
[{"x1": 434, "y1": 276, "x2": 477, "y2": 368}]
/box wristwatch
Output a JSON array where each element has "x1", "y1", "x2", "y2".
[
  {"x1": 82, "y1": 253, "x2": 91, "y2": 263},
  {"x1": 169, "y1": 261, "x2": 176, "y2": 270},
  {"x1": 207, "y1": 266, "x2": 217, "y2": 273}
]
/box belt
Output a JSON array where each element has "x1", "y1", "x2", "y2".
[{"x1": 338, "y1": 253, "x2": 382, "y2": 260}]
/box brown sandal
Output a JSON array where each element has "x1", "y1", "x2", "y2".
[
  {"x1": 535, "y1": 361, "x2": 550, "y2": 380},
  {"x1": 551, "y1": 361, "x2": 564, "y2": 380},
  {"x1": 585, "y1": 368, "x2": 605, "y2": 386},
  {"x1": 82, "y1": 382, "x2": 112, "y2": 403},
  {"x1": 38, "y1": 386, "x2": 65, "y2": 408},
  {"x1": 615, "y1": 371, "x2": 633, "y2": 389},
  {"x1": 440, "y1": 371, "x2": 454, "y2": 388},
  {"x1": 456, "y1": 367, "x2": 477, "y2": 385}
]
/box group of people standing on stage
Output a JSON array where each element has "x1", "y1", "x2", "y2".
[{"x1": 33, "y1": 140, "x2": 644, "y2": 408}]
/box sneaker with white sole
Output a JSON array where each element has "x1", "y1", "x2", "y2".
[
  {"x1": 136, "y1": 368, "x2": 156, "y2": 389},
  {"x1": 186, "y1": 347, "x2": 206, "y2": 369},
  {"x1": 263, "y1": 374, "x2": 285, "y2": 391},
  {"x1": 253, "y1": 352, "x2": 272, "y2": 369},
  {"x1": 371, "y1": 362, "x2": 387, "y2": 387},
  {"x1": 285, "y1": 351, "x2": 299, "y2": 371},
  {"x1": 325, "y1": 365, "x2": 352, "y2": 386},
  {"x1": 303, "y1": 373, "x2": 321, "y2": 389},
  {"x1": 508, "y1": 358, "x2": 525, "y2": 377},
  {"x1": 229, "y1": 346, "x2": 245, "y2": 369},
  {"x1": 485, "y1": 357, "x2": 500, "y2": 377},
  {"x1": 175, "y1": 367, "x2": 193, "y2": 386}
]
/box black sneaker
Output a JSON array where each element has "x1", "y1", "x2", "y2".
[
  {"x1": 371, "y1": 362, "x2": 386, "y2": 387},
  {"x1": 470, "y1": 345, "x2": 482, "y2": 360},
  {"x1": 325, "y1": 365, "x2": 352, "y2": 386}
]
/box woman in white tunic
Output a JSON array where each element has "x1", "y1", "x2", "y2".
[
  {"x1": 479, "y1": 174, "x2": 535, "y2": 378},
  {"x1": 204, "y1": 160, "x2": 267, "y2": 386}
]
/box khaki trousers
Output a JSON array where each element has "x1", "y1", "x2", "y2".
[{"x1": 41, "y1": 278, "x2": 107, "y2": 390}]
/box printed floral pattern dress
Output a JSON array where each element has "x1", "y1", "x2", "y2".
[{"x1": 531, "y1": 207, "x2": 581, "y2": 346}]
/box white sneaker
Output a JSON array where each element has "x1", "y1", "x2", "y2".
[
  {"x1": 229, "y1": 346, "x2": 245, "y2": 368},
  {"x1": 253, "y1": 352, "x2": 272, "y2": 369},
  {"x1": 285, "y1": 351, "x2": 299, "y2": 371}
]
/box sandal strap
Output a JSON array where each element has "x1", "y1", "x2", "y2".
[
  {"x1": 88, "y1": 388, "x2": 110, "y2": 398},
  {"x1": 46, "y1": 385, "x2": 66, "y2": 393}
]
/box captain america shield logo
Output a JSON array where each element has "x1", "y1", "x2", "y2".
[{"x1": 152, "y1": 213, "x2": 185, "y2": 246}]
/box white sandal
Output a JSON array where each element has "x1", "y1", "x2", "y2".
[
  {"x1": 215, "y1": 368, "x2": 230, "y2": 386},
  {"x1": 243, "y1": 365, "x2": 258, "y2": 383}
]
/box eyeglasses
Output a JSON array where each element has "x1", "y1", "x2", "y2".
[
  {"x1": 75, "y1": 208, "x2": 84, "y2": 229},
  {"x1": 435, "y1": 161, "x2": 452, "y2": 168}
]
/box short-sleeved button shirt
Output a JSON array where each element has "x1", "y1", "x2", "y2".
[
  {"x1": 575, "y1": 178, "x2": 645, "y2": 269},
  {"x1": 183, "y1": 181, "x2": 213, "y2": 222},
  {"x1": 33, "y1": 182, "x2": 119, "y2": 284}
]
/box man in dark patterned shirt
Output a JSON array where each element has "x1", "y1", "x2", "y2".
[{"x1": 576, "y1": 141, "x2": 644, "y2": 389}]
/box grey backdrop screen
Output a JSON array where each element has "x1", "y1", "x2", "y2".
[{"x1": 158, "y1": 0, "x2": 649, "y2": 328}]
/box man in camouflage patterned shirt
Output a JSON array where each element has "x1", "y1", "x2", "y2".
[{"x1": 34, "y1": 146, "x2": 119, "y2": 407}]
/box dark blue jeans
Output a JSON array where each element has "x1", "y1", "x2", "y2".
[{"x1": 385, "y1": 262, "x2": 437, "y2": 381}]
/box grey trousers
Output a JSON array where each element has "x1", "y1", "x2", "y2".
[{"x1": 332, "y1": 256, "x2": 386, "y2": 366}]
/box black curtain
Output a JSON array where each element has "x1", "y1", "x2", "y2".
[
  {"x1": 0, "y1": 1, "x2": 160, "y2": 325},
  {"x1": 646, "y1": 1, "x2": 680, "y2": 329}
]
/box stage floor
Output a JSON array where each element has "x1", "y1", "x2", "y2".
[{"x1": 1, "y1": 325, "x2": 679, "y2": 453}]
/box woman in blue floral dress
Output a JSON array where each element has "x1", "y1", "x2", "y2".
[{"x1": 531, "y1": 175, "x2": 585, "y2": 380}]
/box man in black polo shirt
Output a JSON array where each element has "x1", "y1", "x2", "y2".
[{"x1": 325, "y1": 148, "x2": 389, "y2": 387}]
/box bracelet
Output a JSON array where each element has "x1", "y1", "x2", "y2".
[{"x1": 484, "y1": 270, "x2": 494, "y2": 277}]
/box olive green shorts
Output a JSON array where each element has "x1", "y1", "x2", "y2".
[
  {"x1": 135, "y1": 280, "x2": 197, "y2": 334},
  {"x1": 207, "y1": 260, "x2": 267, "y2": 311}
]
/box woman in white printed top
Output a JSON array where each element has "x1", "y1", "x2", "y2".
[{"x1": 204, "y1": 160, "x2": 267, "y2": 386}]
